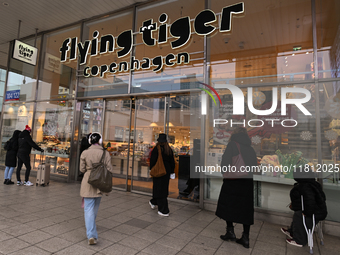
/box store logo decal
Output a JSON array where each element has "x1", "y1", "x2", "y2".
[
  {"x1": 199, "y1": 82, "x2": 222, "y2": 106},
  {"x1": 200, "y1": 84, "x2": 312, "y2": 128}
]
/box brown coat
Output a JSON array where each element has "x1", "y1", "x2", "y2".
[{"x1": 80, "y1": 145, "x2": 113, "y2": 198}]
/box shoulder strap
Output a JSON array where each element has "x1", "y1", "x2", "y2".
[
  {"x1": 234, "y1": 142, "x2": 241, "y2": 153},
  {"x1": 100, "y1": 149, "x2": 106, "y2": 162}
]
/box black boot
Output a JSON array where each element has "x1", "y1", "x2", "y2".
[
  {"x1": 236, "y1": 232, "x2": 249, "y2": 248},
  {"x1": 3, "y1": 179, "x2": 8, "y2": 184},
  {"x1": 220, "y1": 226, "x2": 236, "y2": 241}
]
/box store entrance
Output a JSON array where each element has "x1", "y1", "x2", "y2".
[
  {"x1": 131, "y1": 94, "x2": 201, "y2": 202},
  {"x1": 77, "y1": 93, "x2": 201, "y2": 203}
]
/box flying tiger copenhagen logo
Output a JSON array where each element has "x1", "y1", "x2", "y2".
[{"x1": 199, "y1": 82, "x2": 222, "y2": 106}]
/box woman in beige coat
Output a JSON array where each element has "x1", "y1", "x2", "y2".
[{"x1": 80, "y1": 132, "x2": 113, "y2": 245}]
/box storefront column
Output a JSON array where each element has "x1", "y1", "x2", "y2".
[{"x1": 311, "y1": 0, "x2": 323, "y2": 185}]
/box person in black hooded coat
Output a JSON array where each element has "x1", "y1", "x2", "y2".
[
  {"x1": 215, "y1": 127, "x2": 258, "y2": 249},
  {"x1": 16, "y1": 125, "x2": 43, "y2": 186},
  {"x1": 3, "y1": 130, "x2": 21, "y2": 184},
  {"x1": 282, "y1": 168, "x2": 327, "y2": 247}
]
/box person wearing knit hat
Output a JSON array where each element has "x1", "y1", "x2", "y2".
[
  {"x1": 16, "y1": 125, "x2": 44, "y2": 186},
  {"x1": 24, "y1": 125, "x2": 31, "y2": 132}
]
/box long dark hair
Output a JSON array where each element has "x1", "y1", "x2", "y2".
[
  {"x1": 11, "y1": 130, "x2": 21, "y2": 140},
  {"x1": 157, "y1": 141, "x2": 172, "y2": 155}
]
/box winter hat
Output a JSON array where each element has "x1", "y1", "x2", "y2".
[
  {"x1": 157, "y1": 133, "x2": 167, "y2": 142},
  {"x1": 24, "y1": 125, "x2": 31, "y2": 132}
]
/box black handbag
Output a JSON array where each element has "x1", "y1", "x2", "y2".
[{"x1": 88, "y1": 149, "x2": 112, "y2": 193}]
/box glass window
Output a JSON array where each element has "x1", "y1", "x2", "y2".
[
  {"x1": 132, "y1": 0, "x2": 205, "y2": 93},
  {"x1": 319, "y1": 82, "x2": 340, "y2": 222},
  {"x1": 210, "y1": 0, "x2": 314, "y2": 86},
  {"x1": 77, "y1": 10, "x2": 134, "y2": 97},
  {"x1": 204, "y1": 84, "x2": 317, "y2": 214},
  {"x1": 316, "y1": 0, "x2": 340, "y2": 79},
  {"x1": 6, "y1": 37, "x2": 41, "y2": 102},
  {"x1": 37, "y1": 26, "x2": 80, "y2": 100},
  {"x1": 31, "y1": 101, "x2": 74, "y2": 176},
  {"x1": 0, "y1": 102, "x2": 34, "y2": 164}
]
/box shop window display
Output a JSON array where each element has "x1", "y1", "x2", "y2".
[
  {"x1": 0, "y1": 103, "x2": 34, "y2": 164},
  {"x1": 31, "y1": 101, "x2": 74, "y2": 176},
  {"x1": 205, "y1": 85, "x2": 317, "y2": 213}
]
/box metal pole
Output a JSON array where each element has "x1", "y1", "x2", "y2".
[
  {"x1": 164, "y1": 96, "x2": 167, "y2": 134},
  {"x1": 311, "y1": 0, "x2": 322, "y2": 186},
  {"x1": 126, "y1": 99, "x2": 133, "y2": 191},
  {"x1": 17, "y1": 20, "x2": 21, "y2": 39},
  {"x1": 128, "y1": 5, "x2": 137, "y2": 94},
  {"x1": 199, "y1": 0, "x2": 210, "y2": 209},
  {"x1": 131, "y1": 98, "x2": 138, "y2": 190},
  {"x1": 34, "y1": 29, "x2": 38, "y2": 47}
]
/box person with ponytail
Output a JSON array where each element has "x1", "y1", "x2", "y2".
[{"x1": 79, "y1": 132, "x2": 113, "y2": 245}]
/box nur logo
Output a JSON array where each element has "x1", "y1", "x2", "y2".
[{"x1": 199, "y1": 82, "x2": 222, "y2": 106}]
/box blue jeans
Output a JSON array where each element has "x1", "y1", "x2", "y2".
[
  {"x1": 4, "y1": 166, "x2": 15, "y2": 180},
  {"x1": 84, "y1": 197, "x2": 101, "y2": 239}
]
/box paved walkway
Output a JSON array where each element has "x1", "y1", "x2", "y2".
[{"x1": 0, "y1": 173, "x2": 339, "y2": 255}]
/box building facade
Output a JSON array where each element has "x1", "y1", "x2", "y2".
[{"x1": 1, "y1": 0, "x2": 340, "y2": 228}]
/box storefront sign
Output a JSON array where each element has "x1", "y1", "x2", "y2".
[
  {"x1": 44, "y1": 53, "x2": 61, "y2": 74},
  {"x1": 12, "y1": 40, "x2": 38, "y2": 66},
  {"x1": 60, "y1": 2, "x2": 244, "y2": 77},
  {"x1": 5, "y1": 90, "x2": 20, "y2": 101}
]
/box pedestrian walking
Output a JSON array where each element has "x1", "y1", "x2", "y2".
[
  {"x1": 282, "y1": 168, "x2": 327, "y2": 247},
  {"x1": 149, "y1": 134, "x2": 175, "y2": 217},
  {"x1": 3, "y1": 130, "x2": 21, "y2": 185},
  {"x1": 79, "y1": 133, "x2": 92, "y2": 180},
  {"x1": 215, "y1": 127, "x2": 258, "y2": 248},
  {"x1": 79, "y1": 132, "x2": 113, "y2": 245},
  {"x1": 16, "y1": 125, "x2": 43, "y2": 186}
]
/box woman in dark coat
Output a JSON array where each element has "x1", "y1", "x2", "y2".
[
  {"x1": 149, "y1": 134, "x2": 175, "y2": 216},
  {"x1": 215, "y1": 127, "x2": 258, "y2": 248},
  {"x1": 3, "y1": 130, "x2": 21, "y2": 185}
]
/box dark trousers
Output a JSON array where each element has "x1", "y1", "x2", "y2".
[
  {"x1": 16, "y1": 154, "x2": 31, "y2": 182},
  {"x1": 150, "y1": 197, "x2": 169, "y2": 214},
  {"x1": 291, "y1": 211, "x2": 318, "y2": 246}
]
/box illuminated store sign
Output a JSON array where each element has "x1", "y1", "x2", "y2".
[
  {"x1": 12, "y1": 40, "x2": 38, "y2": 66},
  {"x1": 60, "y1": 2, "x2": 244, "y2": 77}
]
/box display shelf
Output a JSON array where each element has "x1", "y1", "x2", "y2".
[
  {"x1": 253, "y1": 175, "x2": 295, "y2": 185},
  {"x1": 31, "y1": 150, "x2": 69, "y2": 158}
]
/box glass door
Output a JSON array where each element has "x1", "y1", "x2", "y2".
[
  {"x1": 166, "y1": 94, "x2": 201, "y2": 202},
  {"x1": 130, "y1": 97, "x2": 165, "y2": 194},
  {"x1": 77, "y1": 100, "x2": 104, "y2": 178},
  {"x1": 131, "y1": 93, "x2": 201, "y2": 203},
  {"x1": 102, "y1": 99, "x2": 132, "y2": 190}
]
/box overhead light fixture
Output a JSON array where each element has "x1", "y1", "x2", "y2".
[{"x1": 149, "y1": 122, "x2": 158, "y2": 127}]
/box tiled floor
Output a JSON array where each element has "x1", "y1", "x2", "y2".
[{"x1": 0, "y1": 171, "x2": 339, "y2": 255}]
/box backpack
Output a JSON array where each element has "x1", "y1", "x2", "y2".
[{"x1": 88, "y1": 149, "x2": 112, "y2": 193}]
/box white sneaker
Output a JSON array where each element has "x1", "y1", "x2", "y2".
[
  {"x1": 17, "y1": 181, "x2": 23, "y2": 186},
  {"x1": 149, "y1": 201, "x2": 156, "y2": 210},
  {"x1": 88, "y1": 237, "x2": 97, "y2": 245},
  {"x1": 24, "y1": 181, "x2": 34, "y2": 186},
  {"x1": 158, "y1": 211, "x2": 169, "y2": 217}
]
